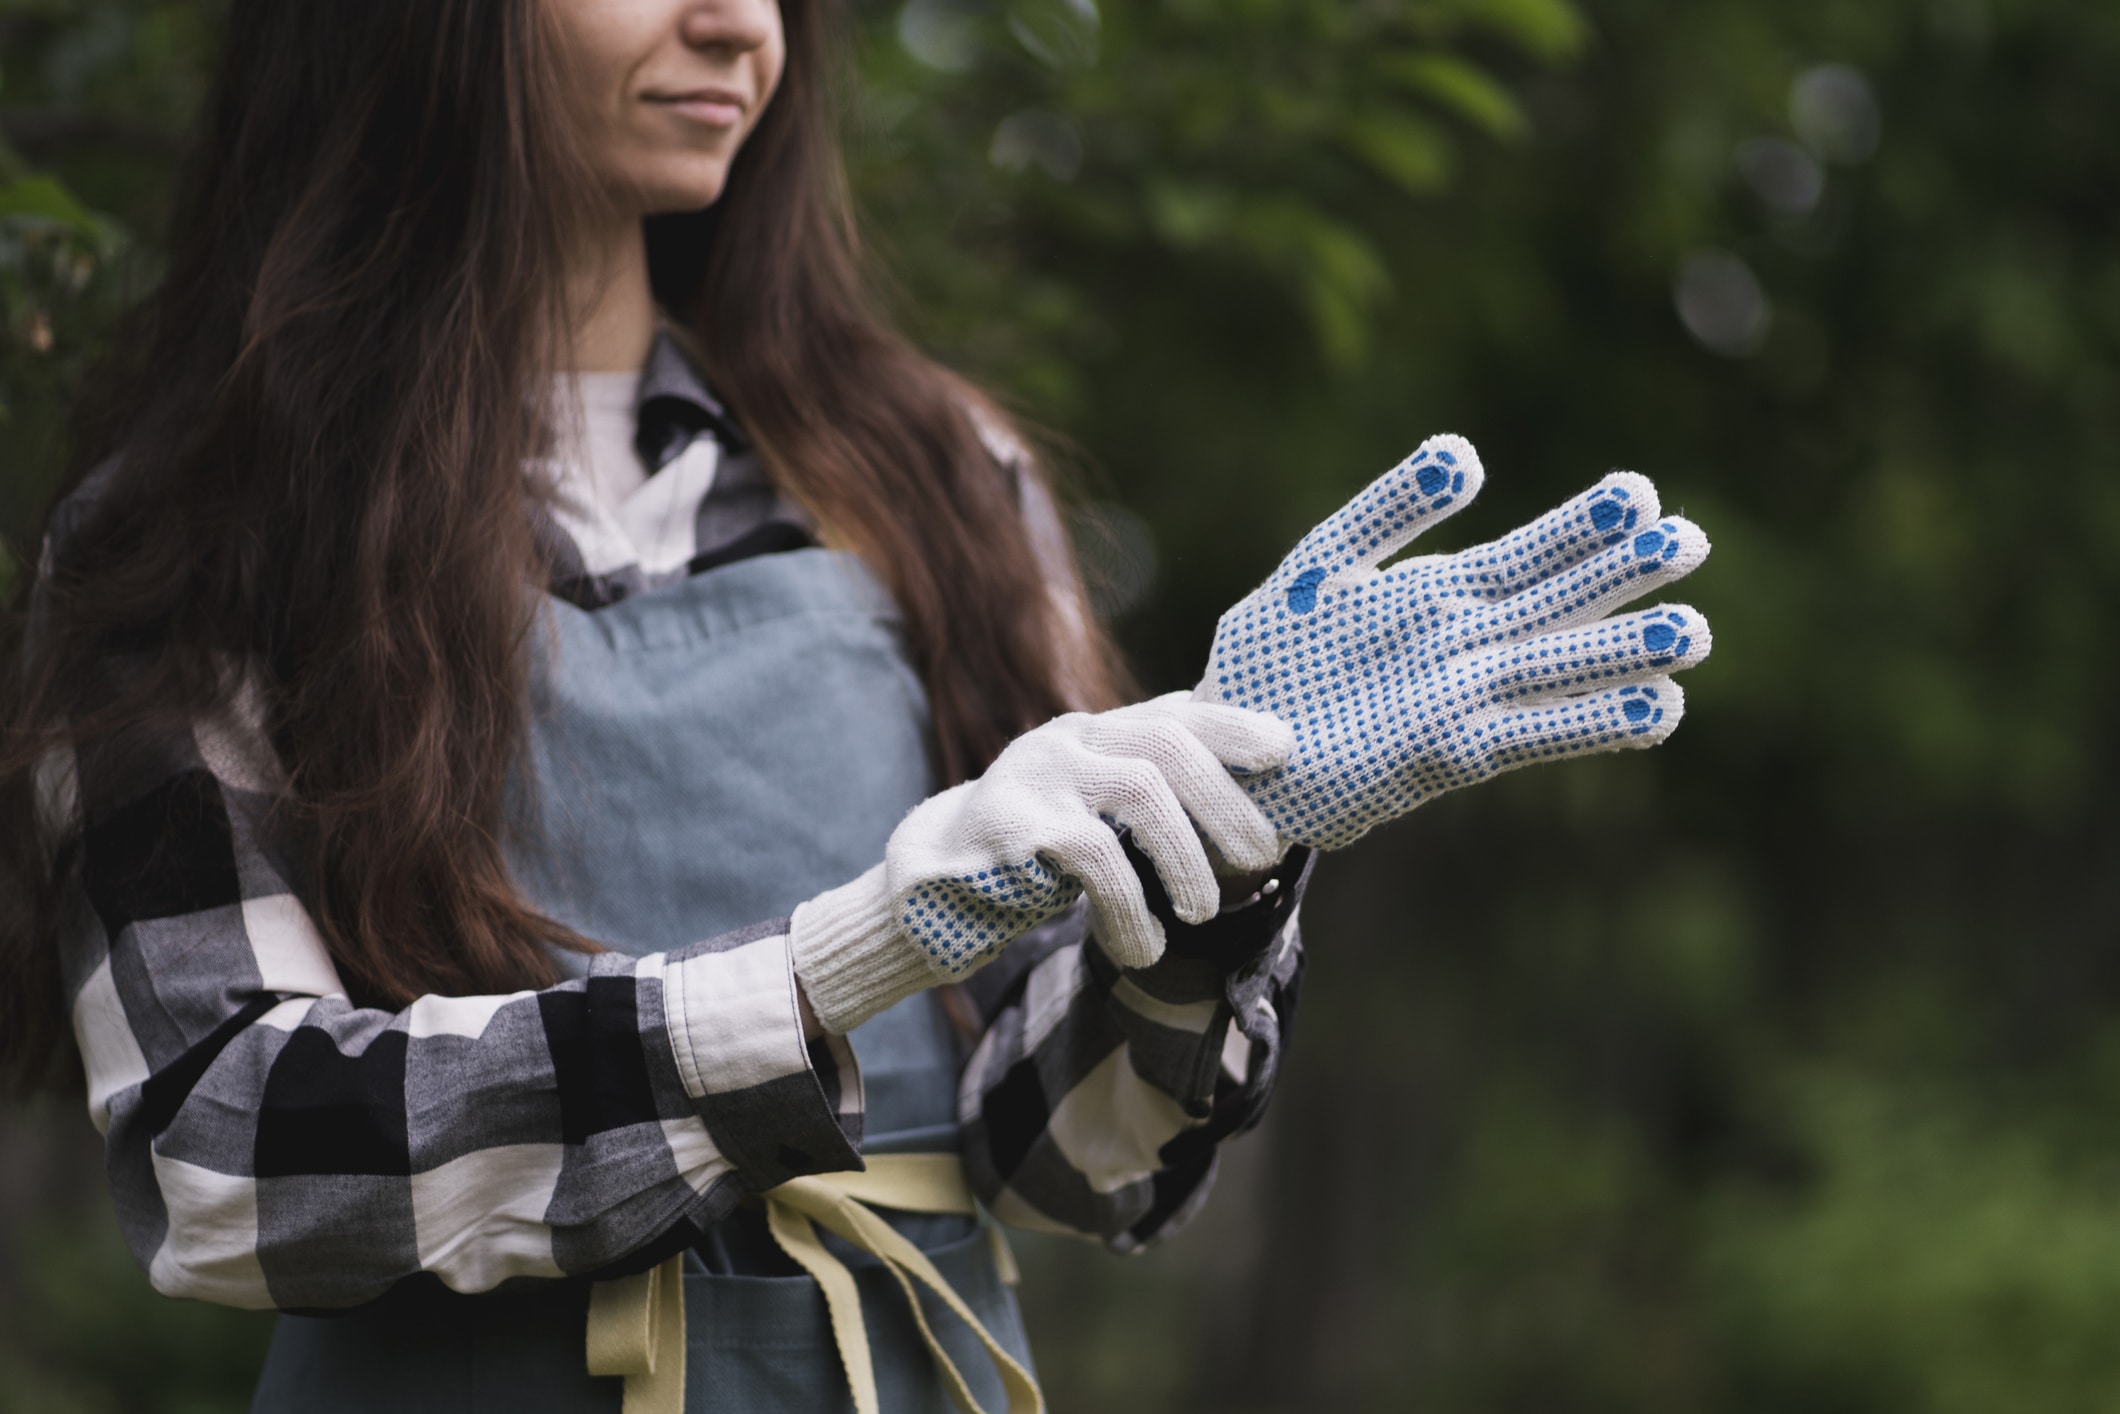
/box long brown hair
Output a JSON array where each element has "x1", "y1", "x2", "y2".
[{"x1": 0, "y1": 0, "x2": 1117, "y2": 1089}]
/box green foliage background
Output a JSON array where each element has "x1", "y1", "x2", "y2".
[{"x1": 6, "y1": 0, "x2": 2119, "y2": 1409}]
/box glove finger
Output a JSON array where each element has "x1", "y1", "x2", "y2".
[
  {"x1": 1474, "y1": 676, "x2": 1687, "y2": 773},
  {"x1": 1137, "y1": 693, "x2": 1296, "y2": 774},
  {"x1": 1040, "y1": 816, "x2": 1169, "y2": 969},
  {"x1": 1474, "y1": 605, "x2": 1712, "y2": 704},
  {"x1": 1402, "y1": 471, "x2": 1662, "y2": 602},
  {"x1": 1076, "y1": 759, "x2": 1223, "y2": 926},
  {"x1": 1085, "y1": 706, "x2": 1283, "y2": 872},
  {"x1": 1469, "y1": 514, "x2": 1710, "y2": 647},
  {"x1": 1275, "y1": 434, "x2": 1486, "y2": 592}
]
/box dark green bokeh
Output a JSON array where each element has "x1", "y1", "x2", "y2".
[{"x1": 6, "y1": 0, "x2": 2118, "y2": 1409}]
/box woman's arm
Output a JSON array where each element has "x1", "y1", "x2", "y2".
[
  {"x1": 57, "y1": 684, "x2": 861, "y2": 1311},
  {"x1": 66, "y1": 646, "x2": 1284, "y2": 1309}
]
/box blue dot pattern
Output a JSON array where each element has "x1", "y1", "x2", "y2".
[
  {"x1": 1200, "y1": 433, "x2": 1713, "y2": 851},
  {"x1": 901, "y1": 855, "x2": 1080, "y2": 976}
]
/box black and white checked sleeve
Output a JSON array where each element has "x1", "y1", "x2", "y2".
[
  {"x1": 956, "y1": 849, "x2": 1313, "y2": 1251},
  {"x1": 53, "y1": 676, "x2": 864, "y2": 1312}
]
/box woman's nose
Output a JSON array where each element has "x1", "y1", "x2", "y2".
[{"x1": 680, "y1": 0, "x2": 777, "y2": 55}]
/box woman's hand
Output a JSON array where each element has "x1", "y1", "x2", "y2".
[
  {"x1": 792, "y1": 695, "x2": 1291, "y2": 1032},
  {"x1": 1197, "y1": 433, "x2": 1713, "y2": 851},
  {"x1": 887, "y1": 694, "x2": 1291, "y2": 972}
]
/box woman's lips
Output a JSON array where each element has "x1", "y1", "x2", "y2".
[{"x1": 647, "y1": 92, "x2": 746, "y2": 129}]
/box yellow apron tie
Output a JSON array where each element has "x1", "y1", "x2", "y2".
[
  {"x1": 586, "y1": 1247, "x2": 686, "y2": 1414},
  {"x1": 586, "y1": 1154, "x2": 1040, "y2": 1414}
]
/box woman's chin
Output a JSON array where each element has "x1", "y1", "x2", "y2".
[{"x1": 629, "y1": 166, "x2": 735, "y2": 219}]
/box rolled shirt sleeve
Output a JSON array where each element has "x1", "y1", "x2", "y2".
[{"x1": 957, "y1": 850, "x2": 1312, "y2": 1251}]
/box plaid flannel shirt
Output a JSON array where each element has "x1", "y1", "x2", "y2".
[{"x1": 46, "y1": 339, "x2": 1311, "y2": 1311}]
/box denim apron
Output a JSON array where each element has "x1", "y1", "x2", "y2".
[{"x1": 252, "y1": 548, "x2": 1034, "y2": 1412}]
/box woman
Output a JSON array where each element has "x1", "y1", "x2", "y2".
[{"x1": 0, "y1": 0, "x2": 1714, "y2": 1410}]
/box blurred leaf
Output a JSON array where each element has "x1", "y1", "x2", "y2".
[
  {"x1": 1233, "y1": 196, "x2": 1393, "y2": 365},
  {"x1": 1143, "y1": 178, "x2": 1234, "y2": 248},
  {"x1": 1377, "y1": 52, "x2": 1531, "y2": 142},
  {"x1": 1440, "y1": 0, "x2": 1591, "y2": 63},
  {"x1": 0, "y1": 177, "x2": 99, "y2": 232},
  {"x1": 1340, "y1": 110, "x2": 1456, "y2": 194}
]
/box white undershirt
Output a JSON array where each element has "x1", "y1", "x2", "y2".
[
  {"x1": 569, "y1": 370, "x2": 650, "y2": 507},
  {"x1": 548, "y1": 370, "x2": 722, "y2": 577}
]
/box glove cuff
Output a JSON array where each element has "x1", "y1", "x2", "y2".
[{"x1": 789, "y1": 864, "x2": 937, "y2": 1034}]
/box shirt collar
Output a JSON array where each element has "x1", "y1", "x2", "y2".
[{"x1": 634, "y1": 327, "x2": 746, "y2": 472}]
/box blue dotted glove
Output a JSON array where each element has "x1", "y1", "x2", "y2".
[{"x1": 1197, "y1": 433, "x2": 1712, "y2": 851}]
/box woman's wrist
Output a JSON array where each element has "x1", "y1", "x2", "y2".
[{"x1": 788, "y1": 863, "x2": 938, "y2": 1034}]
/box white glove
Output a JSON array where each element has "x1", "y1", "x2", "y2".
[
  {"x1": 790, "y1": 694, "x2": 1291, "y2": 1032},
  {"x1": 1199, "y1": 433, "x2": 1713, "y2": 851}
]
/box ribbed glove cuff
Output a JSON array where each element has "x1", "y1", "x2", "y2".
[{"x1": 789, "y1": 864, "x2": 936, "y2": 1035}]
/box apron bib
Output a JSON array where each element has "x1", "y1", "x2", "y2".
[{"x1": 253, "y1": 549, "x2": 1034, "y2": 1412}]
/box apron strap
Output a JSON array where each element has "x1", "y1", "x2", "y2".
[
  {"x1": 586, "y1": 1252, "x2": 686, "y2": 1414},
  {"x1": 585, "y1": 1154, "x2": 1040, "y2": 1414}
]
